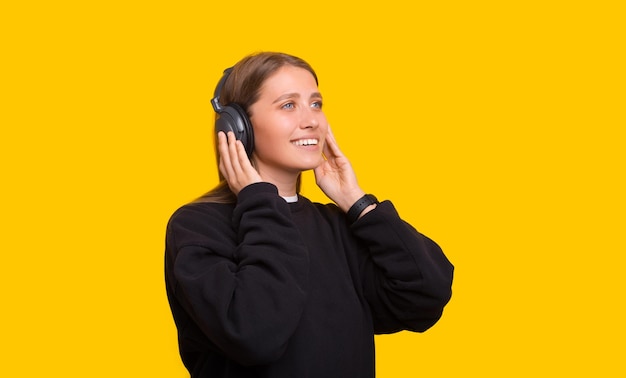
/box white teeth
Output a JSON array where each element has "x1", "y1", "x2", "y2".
[{"x1": 292, "y1": 139, "x2": 318, "y2": 146}]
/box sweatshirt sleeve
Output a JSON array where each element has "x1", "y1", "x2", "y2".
[
  {"x1": 166, "y1": 183, "x2": 309, "y2": 366},
  {"x1": 351, "y1": 200, "x2": 454, "y2": 334}
]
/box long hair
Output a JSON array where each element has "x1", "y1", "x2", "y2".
[{"x1": 195, "y1": 52, "x2": 318, "y2": 203}]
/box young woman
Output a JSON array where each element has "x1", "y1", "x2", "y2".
[{"x1": 165, "y1": 52, "x2": 454, "y2": 377}]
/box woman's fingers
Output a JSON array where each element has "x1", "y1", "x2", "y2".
[
  {"x1": 218, "y1": 131, "x2": 261, "y2": 194},
  {"x1": 323, "y1": 125, "x2": 344, "y2": 159},
  {"x1": 217, "y1": 131, "x2": 233, "y2": 180},
  {"x1": 227, "y1": 131, "x2": 244, "y2": 176}
]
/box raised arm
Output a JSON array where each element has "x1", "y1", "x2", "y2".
[{"x1": 166, "y1": 183, "x2": 309, "y2": 366}]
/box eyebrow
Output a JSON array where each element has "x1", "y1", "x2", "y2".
[{"x1": 272, "y1": 92, "x2": 323, "y2": 104}]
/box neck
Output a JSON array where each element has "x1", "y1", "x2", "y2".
[
  {"x1": 273, "y1": 181, "x2": 298, "y2": 197},
  {"x1": 257, "y1": 170, "x2": 299, "y2": 197}
]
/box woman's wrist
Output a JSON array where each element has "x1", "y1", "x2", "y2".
[{"x1": 346, "y1": 194, "x2": 379, "y2": 223}]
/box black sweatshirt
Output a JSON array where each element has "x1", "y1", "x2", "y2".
[{"x1": 165, "y1": 182, "x2": 454, "y2": 377}]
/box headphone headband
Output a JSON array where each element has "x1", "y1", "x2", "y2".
[{"x1": 211, "y1": 67, "x2": 233, "y2": 112}]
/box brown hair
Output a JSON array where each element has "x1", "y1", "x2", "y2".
[{"x1": 195, "y1": 52, "x2": 318, "y2": 203}]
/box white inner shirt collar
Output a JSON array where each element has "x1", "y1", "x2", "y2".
[{"x1": 281, "y1": 194, "x2": 298, "y2": 203}]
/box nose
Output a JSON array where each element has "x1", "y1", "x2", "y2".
[{"x1": 300, "y1": 106, "x2": 320, "y2": 129}]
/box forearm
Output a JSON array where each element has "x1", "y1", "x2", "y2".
[{"x1": 352, "y1": 201, "x2": 454, "y2": 332}]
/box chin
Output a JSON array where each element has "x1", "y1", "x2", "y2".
[
  {"x1": 293, "y1": 164, "x2": 318, "y2": 173},
  {"x1": 301, "y1": 157, "x2": 324, "y2": 170}
]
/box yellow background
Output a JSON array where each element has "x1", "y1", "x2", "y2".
[{"x1": 2, "y1": 1, "x2": 624, "y2": 376}]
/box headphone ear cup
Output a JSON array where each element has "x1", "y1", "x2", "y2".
[{"x1": 215, "y1": 103, "x2": 254, "y2": 156}]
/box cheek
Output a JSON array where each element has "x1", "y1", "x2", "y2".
[
  {"x1": 250, "y1": 123, "x2": 287, "y2": 159},
  {"x1": 252, "y1": 115, "x2": 294, "y2": 144},
  {"x1": 320, "y1": 119, "x2": 329, "y2": 132},
  {"x1": 249, "y1": 116, "x2": 271, "y2": 147}
]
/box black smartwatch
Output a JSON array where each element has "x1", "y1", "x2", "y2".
[{"x1": 346, "y1": 194, "x2": 379, "y2": 224}]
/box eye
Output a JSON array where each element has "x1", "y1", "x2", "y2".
[
  {"x1": 281, "y1": 102, "x2": 295, "y2": 110},
  {"x1": 311, "y1": 101, "x2": 323, "y2": 109}
]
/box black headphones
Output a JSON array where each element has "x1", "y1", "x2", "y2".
[{"x1": 210, "y1": 67, "x2": 254, "y2": 156}]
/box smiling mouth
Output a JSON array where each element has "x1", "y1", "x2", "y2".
[{"x1": 291, "y1": 139, "x2": 319, "y2": 146}]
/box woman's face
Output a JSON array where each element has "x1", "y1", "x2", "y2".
[{"x1": 249, "y1": 65, "x2": 328, "y2": 181}]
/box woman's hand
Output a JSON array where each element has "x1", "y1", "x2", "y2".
[
  {"x1": 218, "y1": 131, "x2": 262, "y2": 195},
  {"x1": 314, "y1": 127, "x2": 366, "y2": 212}
]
